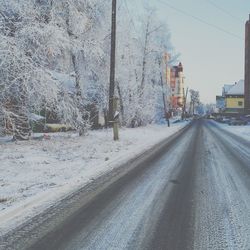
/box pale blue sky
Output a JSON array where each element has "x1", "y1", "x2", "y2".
[{"x1": 128, "y1": 0, "x2": 250, "y2": 103}]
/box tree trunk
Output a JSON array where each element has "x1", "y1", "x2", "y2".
[
  {"x1": 140, "y1": 20, "x2": 150, "y2": 93},
  {"x1": 72, "y1": 53, "x2": 82, "y2": 101},
  {"x1": 13, "y1": 110, "x2": 30, "y2": 140},
  {"x1": 11, "y1": 89, "x2": 30, "y2": 140}
]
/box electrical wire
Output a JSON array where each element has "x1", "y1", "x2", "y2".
[
  {"x1": 205, "y1": 0, "x2": 243, "y2": 23},
  {"x1": 123, "y1": 0, "x2": 145, "y2": 47},
  {"x1": 157, "y1": 0, "x2": 243, "y2": 41},
  {"x1": 124, "y1": 0, "x2": 139, "y2": 33}
]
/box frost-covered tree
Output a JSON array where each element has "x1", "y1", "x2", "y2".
[
  {"x1": 115, "y1": 7, "x2": 177, "y2": 127},
  {"x1": 0, "y1": 0, "x2": 110, "y2": 138},
  {"x1": 189, "y1": 89, "x2": 200, "y2": 115},
  {"x1": 0, "y1": 0, "x2": 178, "y2": 139}
]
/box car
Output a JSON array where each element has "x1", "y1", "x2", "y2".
[
  {"x1": 240, "y1": 115, "x2": 250, "y2": 124},
  {"x1": 193, "y1": 114, "x2": 201, "y2": 120},
  {"x1": 228, "y1": 118, "x2": 247, "y2": 126},
  {"x1": 215, "y1": 117, "x2": 223, "y2": 123},
  {"x1": 221, "y1": 117, "x2": 231, "y2": 124},
  {"x1": 206, "y1": 114, "x2": 215, "y2": 119}
]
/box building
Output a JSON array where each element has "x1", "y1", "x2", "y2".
[
  {"x1": 169, "y1": 62, "x2": 185, "y2": 110},
  {"x1": 244, "y1": 15, "x2": 250, "y2": 113},
  {"x1": 225, "y1": 80, "x2": 244, "y2": 113},
  {"x1": 216, "y1": 84, "x2": 234, "y2": 111},
  {"x1": 164, "y1": 53, "x2": 171, "y2": 86},
  {"x1": 222, "y1": 84, "x2": 234, "y2": 97},
  {"x1": 216, "y1": 96, "x2": 225, "y2": 111}
]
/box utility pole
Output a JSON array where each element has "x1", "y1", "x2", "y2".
[
  {"x1": 108, "y1": 0, "x2": 116, "y2": 121},
  {"x1": 158, "y1": 57, "x2": 167, "y2": 119},
  {"x1": 182, "y1": 87, "x2": 189, "y2": 120},
  {"x1": 245, "y1": 14, "x2": 250, "y2": 114},
  {"x1": 160, "y1": 72, "x2": 167, "y2": 117},
  {"x1": 108, "y1": 0, "x2": 119, "y2": 140}
]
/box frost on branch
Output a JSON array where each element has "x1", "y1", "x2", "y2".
[{"x1": 0, "y1": 1, "x2": 178, "y2": 139}]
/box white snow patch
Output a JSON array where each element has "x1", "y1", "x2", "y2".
[
  {"x1": 0, "y1": 121, "x2": 189, "y2": 234},
  {"x1": 212, "y1": 121, "x2": 250, "y2": 140}
]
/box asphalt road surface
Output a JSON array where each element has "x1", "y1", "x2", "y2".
[{"x1": 10, "y1": 120, "x2": 250, "y2": 249}]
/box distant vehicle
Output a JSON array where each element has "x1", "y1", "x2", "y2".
[
  {"x1": 193, "y1": 114, "x2": 200, "y2": 120},
  {"x1": 206, "y1": 114, "x2": 215, "y2": 119},
  {"x1": 228, "y1": 118, "x2": 247, "y2": 126},
  {"x1": 240, "y1": 115, "x2": 250, "y2": 124},
  {"x1": 215, "y1": 117, "x2": 223, "y2": 123},
  {"x1": 215, "y1": 117, "x2": 231, "y2": 124},
  {"x1": 221, "y1": 117, "x2": 231, "y2": 124},
  {"x1": 44, "y1": 124, "x2": 72, "y2": 132}
]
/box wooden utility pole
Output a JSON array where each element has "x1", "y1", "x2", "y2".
[
  {"x1": 108, "y1": 0, "x2": 117, "y2": 121},
  {"x1": 158, "y1": 58, "x2": 167, "y2": 119},
  {"x1": 113, "y1": 97, "x2": 119, "y2": 140},
  {"x1": 160, "y1": 72, "x2": 167, "y2": 116},
  {"x1": 108, "y1": 0, "x2": 119, "y2": 140},
  {"x1": 182, "y1": 87, "x2": 189, "y2": 120},
  {"x1": 245, "y1": 14, "x2": 250, "y2": 114}
]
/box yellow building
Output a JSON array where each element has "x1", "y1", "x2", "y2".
[
  {"x1": 226, "y1": 97, "x2": 244, "y2": 109},
  {"x1": 225, "y1": 80, "x2": 244, "y2": 113}
]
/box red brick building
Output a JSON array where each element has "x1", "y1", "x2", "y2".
[{"x1": 170, "y1": 63, "x2": 185, "y2": 110}]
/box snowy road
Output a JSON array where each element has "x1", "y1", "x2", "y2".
[{"x1": 3, "y1": 120, "x2": 250, "y2": 250}]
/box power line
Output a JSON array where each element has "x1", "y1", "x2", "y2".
[
  {"x1": 157, "y1": 0, "x2": 243, "y2": 41},
  {"x1": 205, "y1": 0, "x2": 243, "y2": 23},
  {"x1": 124, "y1": 0, "x2": 139, "y2": 34},
  {"x1": 123, "y1": 0, "x2": 145, "y2": 47}
]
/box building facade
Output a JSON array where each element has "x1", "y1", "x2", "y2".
[
  {"x1": 169, "y1": 62, "x2": 185, "y2": 110},
  {"x1": 225, "y1": 80, "x2": 244, "y2": 113},
  {"x1": 164, "y1": 53, "x2": 171, "y2": 85},
  {"x1": 216, "y1": 95, "x2": 225, "y2": 111},
  {"x1": 245, "y1": 15, "x2": 250, "y2": 113},
  {"x1": 216, "y1": 84, "x2": 234, "y2": 112}
]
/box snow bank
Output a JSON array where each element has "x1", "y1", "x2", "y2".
[
  {"x1": 0, "y1": 121, "x2": 189, "y2": 234},
  {"x1": 213, "y1": 122, "x2": 250, "y2": 141}
]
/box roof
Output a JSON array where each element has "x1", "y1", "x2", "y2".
[
  {"x1": 226, "y1": 80, "x2": 244, "y2": 95},
  {"x1": 223, "y1": 84, "x2": 234, "y2": 95}
]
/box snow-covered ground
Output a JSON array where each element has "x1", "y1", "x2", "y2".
[
  {"x1": 212, "y1": 121, "x2": 250, "y2": 141},
  {"x1": 0, "y1": 120, "x2": 189, "y2": 234}
]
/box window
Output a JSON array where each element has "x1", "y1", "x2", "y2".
[{"x1": 238, "y1": 101, "x2": 243, "y2": 106}]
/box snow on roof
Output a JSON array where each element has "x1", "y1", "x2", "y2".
[
  {"x1": 226, "y1": 80, "x2": 244, "y2": 95},
  {"x1": 223, "y1": 84, "x2": 234, "y2": 95}
]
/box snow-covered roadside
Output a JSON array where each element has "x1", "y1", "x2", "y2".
[
  {"x1": 212, "y1": 121, "x2": 250, "y2": 141},
  {"x1": 0, "y1": 121, "x2": 189, "y2": 234}
]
